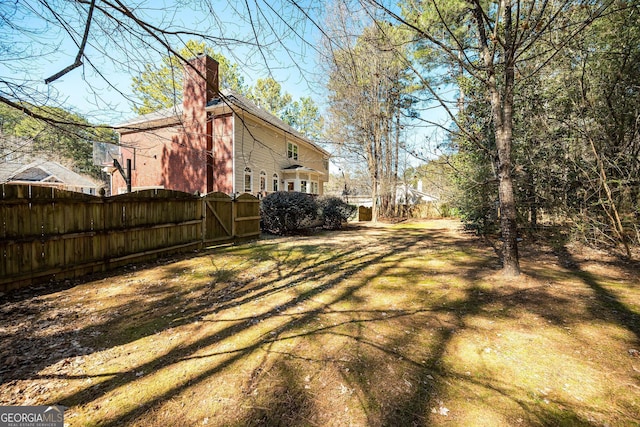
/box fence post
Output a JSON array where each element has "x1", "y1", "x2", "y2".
[
  {"x1": 232, "y1": 196, "x2": 237, "y2": 238},
  {"x1": 201, "y1": 197, "x2": 205, "y2": 244}
]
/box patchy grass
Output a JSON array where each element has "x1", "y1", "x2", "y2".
[{"x1": 1, "y1": 219, "x2": 639, "y2": 426}]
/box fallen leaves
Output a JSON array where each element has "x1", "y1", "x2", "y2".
[{"x1": 431, "y1": 400, "x2": 450, "y2": 416}]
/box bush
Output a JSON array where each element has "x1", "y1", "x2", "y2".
[
  {"x1": 317, "y1": 196, "x2": 356, "y2": 230},
  {"x1": 260, "y1": 191, "x2": 318, "y2": 235},
  {"x1": 261, "y1": 192, "x2": 356, "y2": 235}
]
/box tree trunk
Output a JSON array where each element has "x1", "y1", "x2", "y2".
[
  {"x1": 524, "y1": 164, "x2": 538, "y2": 229},
  {"x1": 496, "y1": 126, "x2": 521, "y2": 276},
  {"x1": 496, "y1": 20, "x2": 521, "y2": 276},
  {"x1": 371, "y1": 171, "x2": 379, "y2": 222},
  {"x1": 476, "y1": 0, "x2": 521, "y2": 276},
  {"x1": 370, "y1": 133, "x2": 381, "y2": 223},
  {"x1": 393, "y1": 107, "x2": 400, "y2": 216}
]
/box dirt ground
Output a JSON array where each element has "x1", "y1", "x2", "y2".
[{"x1": 1, "y1": 219, "x2": 639, "y2": 426}]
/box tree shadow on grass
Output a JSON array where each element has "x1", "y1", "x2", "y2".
[
  {"x1": 547, "y1": 237, "x2": 640, "y2": 342},
  {"x1": 4, "y1": 222, "x2": 637, "y2": 425},
  {"x1": 342, "y1": 227, "x2": 639, "y2": 426},
  {"x1": 44, "y1": 227, "x2": 431, "y2": 425},
  {"x1": 373, "y1": 286, "x2": 616, "y2": 425},
  {"x1": 239, "y1": 357, "x2": 318, "y2": 426},
  {"x1": 0, "y1": 238, "x2": 359, "y2": 388}
]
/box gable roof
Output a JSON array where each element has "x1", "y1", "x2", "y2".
[
  {"x1": 395, "y1": 183, "x2": 438, "y2": 204},
  {"x1": 116, "y1": 89, "x2": 330, "y2": 157},
  {"x1": 115, "y1": 105, "x2": 183, "y2": 129},
  {"x1": 209, "y1": 90, "x2": 330, "y2": 155},
  {"x1": 0, "y1": 160, "x2": 98, "y2": 188},
  {"x1": 281, "y1": 164, "x2": 325, "y2": 176}
]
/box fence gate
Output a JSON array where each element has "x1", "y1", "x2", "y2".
[
  {"x1": 203, "y1": 192, "x2": 234, "y2": 243},
  {"x1": 203, "y1": 192, "x2": 260, "y2": 244},
  {"x1": 233, "y1": 193, "x2": 261, "y2": 240}
]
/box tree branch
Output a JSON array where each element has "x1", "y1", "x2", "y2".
[{"x1": 45, "y1": 0, "x2": 96, "y2": 83}]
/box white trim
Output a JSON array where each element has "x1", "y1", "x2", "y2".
[
  {"x1": 287, "y1": 141, "x2": 298, "y2": 160},
  {"x1": 259, "y1": 170, "x2": 267, "y2": 192},
  {"x1": 243, "y1": 167, "x2": 253, "y2": 193}
]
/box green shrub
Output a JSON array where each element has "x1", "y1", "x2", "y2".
[
  {"x1": 260, "y1": 191, "x2": 318, "y2": 235},
  {"x1": 317, "y1": 196, "x2": 356, "y2": 230}
]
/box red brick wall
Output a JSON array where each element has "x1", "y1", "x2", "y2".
[
  {"x1": 113, "y1": 55, "x2": 220, "y2": 195},
  {"x1": 113, "y1": 126, "x2": 181, "y2": 193},
  {"x1": 114, "y1": 125, "x2": 210, "y2": 195}
]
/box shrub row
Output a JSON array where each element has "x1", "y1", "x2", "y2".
[{"x1": 260, "y1": 192, "x2": 356, "y2": 235}]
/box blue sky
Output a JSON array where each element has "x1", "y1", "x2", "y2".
[
  {"x1": 3, "y1": 0, "x2": 325, "y2": 125},
  {"x1": 2, "y1": 0, "x2": 451, "y2": 166}
]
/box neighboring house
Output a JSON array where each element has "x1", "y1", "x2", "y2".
[
  {"x1": 0, "y1": 159, "x2": 100, "y2": 195},
  {"x1": 339, "y1": 184, "x2": 437, "y2": 208},
  {"x1": 395, "y1": 183, "x2": 438, "y2": 205},
  {"x1": 340, "y1": 183, "x2": 438, "y2": 221},
  {"x1": 111, "y1": 54, "x2": 330, "y2": 196}
]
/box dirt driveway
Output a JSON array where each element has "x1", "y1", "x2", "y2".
[{"x1": 1, "y1": 219, "x2": 638, "y2": 426}]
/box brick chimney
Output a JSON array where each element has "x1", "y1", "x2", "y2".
[
  {"x1": 174, "y1": 54, "x2": 218, "y2": 194},
  {"x1": 183, "y1": 54, "x2": 219, "y2": 120}
]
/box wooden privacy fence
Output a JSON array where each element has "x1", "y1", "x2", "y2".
[
  {"x1": 203, "y1": 192, "x2": 261, "y2": 244},
  {"x1": 358, "y1": 206, "x2": 372, "y2": 221},
  {"x1": 0, "y1": 185, "x2": 260, "y2": 291}
]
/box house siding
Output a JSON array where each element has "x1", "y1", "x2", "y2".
[
  {"x1": 295, "y1": 138, "x2": 328, "y2": 175},
  {"x1": 232, "y1": 112, "x2": 328, "y2": 196},
  {"x1": 212, "y1": 113, "x2": 234, "y2": 193},
  {"x1": 233, "y1": 112, "x2": 279, "y2": 194}
]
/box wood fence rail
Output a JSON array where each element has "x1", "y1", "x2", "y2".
[{"x1": 0, "y1": 185, "x2": 260, "y2": 291}]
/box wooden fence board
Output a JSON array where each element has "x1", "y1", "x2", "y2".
[
  {"x1": 0, "y1": 241, "x2": 5, "y2": 278},
  {"x1": 234, "y1": 193, "x2": 261, "y2": 239},
  {"x1": 359, "y1": 206, "x2": 372, "y2": 221},
  {"x1": 204, "y1": 192, "x2": 234, "y2": 243},
  {"x1": 0, "y1": 205, "x2": 7, "y2": 239},
  {"x1": 0, "y1": 185, "x2": 260, "y2": 291}
]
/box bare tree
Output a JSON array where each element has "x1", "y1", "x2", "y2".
[
  {"x1": 321, "y1": 2, "x2": 416, "y2": 221},
  {"x1": 348, "y1": 0, "x2": 616, "y2": 276}
]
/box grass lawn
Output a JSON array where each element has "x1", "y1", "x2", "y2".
[{"x1": 1, "y1": 219, "x2": 639, "y2": 426}]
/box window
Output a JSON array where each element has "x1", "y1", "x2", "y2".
[
  {"x1": 311, "y1": 181, "x2": 319, "y2": 194},
  {"x1": 300, "y1": 180, "x2": 307, "y2": 193},
  {"x1": 244, "y1": 167, "x2": 252, "y2": 192},
  {"x1": 287, "y1": 142, "x2": 298, "y2": 160},
  {"x1": 272, "y1": 174, "x2": 279, "y2": 192},
  {"x1": 259, "y1": 170, "x2": 267, "y2": 192}
]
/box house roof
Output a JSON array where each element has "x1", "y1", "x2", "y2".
[
  {"x1": 209, "y1": 90, "x2": 330, "y2": 157},
  {"x1": 115, "y1": 105, "x2": 184, "y2": 129},
  {"x1": 115, "y1": 89, "x2": 330, "y2": 157},
  {"x1": 281, "y1": 164, "x2": 326, "y2": 176},
  {"x1": 395, "y1": 184, "x2": 438, "y2": 204},
  {"x1": 0, "y1": 160, "x2": 98, "y2": 188}
]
